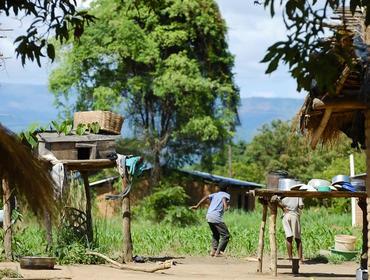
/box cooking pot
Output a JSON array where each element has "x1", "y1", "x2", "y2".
[
  {"x1": 332, "y1": 175, "x2": 350, "y2": 185},
  {"x1": 307, "y1": 179, "x2": 331, "y2": 189},
  {"x1": 278, "y1": 178, "x2": 301, "y2": 191},
  {"x1": 351, "y1": 179, "x2": 366, "y2": 191}
]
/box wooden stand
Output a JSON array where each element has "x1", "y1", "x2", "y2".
[{"x1": 254, "y1": 189, "x2": 367, "y2": 276}]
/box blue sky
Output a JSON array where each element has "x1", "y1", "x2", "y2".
[{"x1": 0, "y1": 0, "x2": 304, "y2": 99}]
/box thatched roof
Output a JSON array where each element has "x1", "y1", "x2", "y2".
[
  {"x1": 299, "y1": 8, "x2": 370, "y2": 149},
  {"x1": 0, "y1": 124, "x2": 57, "y2": 219}
]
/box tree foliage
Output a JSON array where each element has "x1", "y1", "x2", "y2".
[
  {"x1": 260, "y1": 0, "x2": 366, "y2": 92},
  {"x1": 1, "y1": 0, "x2": 95, "y2": 66},
  {"x1": 211, "y1": 119, "x2": 365, "y2": 184},
  {"x1": 49, "y1": 0, "x2": 239, "y2": 181}
]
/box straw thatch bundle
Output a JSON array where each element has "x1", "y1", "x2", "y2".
[
  {"x1": 0, "y1": 124, "x2": 57, "y2": 218},
  {"x1": 298, "y1": 8, "x2": 368, "y2": 148}
]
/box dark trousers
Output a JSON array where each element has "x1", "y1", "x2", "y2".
[{"x1": 208, "y1": 222, "x2": 230, "y2": 252}]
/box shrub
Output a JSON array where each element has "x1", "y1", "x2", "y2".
[{"x1": 134, "y1": 181, "x2": 198, "y2": 226}]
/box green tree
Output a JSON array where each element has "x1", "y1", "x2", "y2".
[
  {"x1": 209, "y1": 119, "x2": 365, "y2": 184},
  {"x1": 49, "y1": 0, "x2": 239, "y2": 183}
]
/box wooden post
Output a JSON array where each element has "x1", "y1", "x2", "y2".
[
  {"x1": 365, "y1": 110, "x2": 370, "y2": 272},
  {"x1": 358, "y1": 198, "x2": 368, "y2": 269},
  {"x1": 81, "y1": 172, "x2": 93, "y2": 243},
  {"x1": 257, "y1": 201, "x2": 268, "y2": 272},
  {"x1": 2, "y1": 178, "x2": 12, "y2": 260},
  {"x1": 122, "y1": 179, "x2": 133, "y2": 263},
  {"x1": 268, "y1": 201, "x2": 278, "y2": 277},
  {"x1": 44, "y1": 211, "x2": 53, "y2": 249}
]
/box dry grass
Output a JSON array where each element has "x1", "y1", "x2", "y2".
[{"x1": 0, "y1": 124, "x2": 57, "y2": 219}]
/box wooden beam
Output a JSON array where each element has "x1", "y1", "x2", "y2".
[
  {"x1": 257, "y1": 203, "x2": 267, "y2": 273},
  {"x1": 358, "y1": 198, "x2": 368, "y2": 269},
  {"x1": 122, "y1": 179, "x2": 133, "y2": 263},
  {"x1": 335, "y1": 66, "x2": 351, "y2": 95},
  {"x1": 60, "y1": 159, "x2": 115, "y2": 171},
  {"x1": 81, "y1": 172, "x2": 93, "y2": 243},
  {"x1": 253, "y1": 189, "x2": 366, "y2": 199},
  {"x1": 365, "y1": 110, "x2": 370, "y2": 273},
  {"x1": 313, "y1": 100, "x2": 367, "y2": 111},
  {"x1": 310, "y1": 108, "x2": 333, "y2": 149},
  {"x1": 268, "y1": 201, "x2": 278, "y2": 277}
]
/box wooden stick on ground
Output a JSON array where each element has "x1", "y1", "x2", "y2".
[{"x1": 86, "y1": 251, "x2": 172, "y2": 273}]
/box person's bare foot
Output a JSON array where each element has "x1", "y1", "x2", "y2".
[
  {"x1": 210, "y1": 249, "x2": 216, "y2": 257},
  {"x1": 214, "y1": 251, "x2": 226, "y2": 257}
]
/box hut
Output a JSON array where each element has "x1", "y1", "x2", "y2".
[{"x1": 298, "y1": 8, "x2": 370, "y2": 271}]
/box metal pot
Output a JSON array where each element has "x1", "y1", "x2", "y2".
[
  {"x1": 351, "y1": 179, "x2": 366, "y2": 192},
  {"x1": 278, "y1": 178, "x2": 301, "y2": 191},
  {"x1": 307, "y1": 179, "x2": 331, "y2": 188},
  {"x1": 266, "y1": 170, "x2": 289, "y2": 190},
  {"x1": 332, "y1": 175, "x2": 350, "y2": 185}
]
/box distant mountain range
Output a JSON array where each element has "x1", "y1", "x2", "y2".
[{"x1": 0, "y1": 83, "x2": 303, "y2": 142}]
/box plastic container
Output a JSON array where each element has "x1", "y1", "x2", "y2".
[
  {"x1": 335, "y1": 235, "x2": 357, "y2": 251},
  {"x1": 330, "y1": 248, "x2": 358, "y2": 261},
  {"x1": 356, "y1": 268, "x2": 368, "y2": 280}
]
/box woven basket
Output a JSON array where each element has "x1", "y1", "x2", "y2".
[{"x1": 73, "y1": 111, "x2": 124, "y2": 135}]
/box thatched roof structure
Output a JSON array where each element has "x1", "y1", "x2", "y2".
[
  {"x1": 299, "y1": 8, "x2": 370, "y2": 149},
  {"x1": 0, "y1": 124, "x2": 56, "y2": 218}
]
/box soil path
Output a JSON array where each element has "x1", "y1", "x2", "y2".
[{"x1": 0, "y1": 256, "x2": 360, "y2": 280}]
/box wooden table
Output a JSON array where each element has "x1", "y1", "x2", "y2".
[{"x1": 252, "y1": 189, "x2": 367, "y2": 276}]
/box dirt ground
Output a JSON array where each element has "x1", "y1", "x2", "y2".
[{"x1": 0, "y1": 256, "x2": 361, "y2": 280}]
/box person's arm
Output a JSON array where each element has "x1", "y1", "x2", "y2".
[
  {"x1": 189, "y1": 195, "x2": 209, "y2": 210},
  {"x1": 222, "y1": 197, "x2": 230, "y2": 211}
]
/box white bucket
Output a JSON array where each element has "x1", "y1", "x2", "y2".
[{"x1": 335, "y1": 235, "x2": 356, "y2": 251}]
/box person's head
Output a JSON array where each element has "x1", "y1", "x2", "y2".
[{"x1": 219, "y1": 184, "x2": 229, "y2": 193}]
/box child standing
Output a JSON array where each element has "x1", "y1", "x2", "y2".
[{"x1": 190, "y1": 185, "x2": 230, "y2": 256}]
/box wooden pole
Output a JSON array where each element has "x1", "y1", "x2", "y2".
[
  {"x1": 44, "y1": 211, "x2": 53, "y2": 249},
  {"x1": 81, "y1": 172, "x2": 93, "y2": 243},
  {"x1": 365, "y1": 110, "x2": 370, "y2": 272},
  {"x1": 122, "y1": 179, "x2": 133, "y2": 263},
  {"x1": 257, "y1": 202, "x2": 268, "y2": 272},
  {"x1": 268, "y1": 201, "x2": 278, "y2": 277},
  {"x1": 2, "y1": 178, "x2": 12, "y2": 260},
  {"x1": 358, "y1": 198, "x2": 368, "y2": 269}
]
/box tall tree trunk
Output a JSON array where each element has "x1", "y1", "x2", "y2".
[
  {"x1": 228, "y1": 144, "x2": 232, "y2": 177},
  {"x1": 2, "y1": 178, "x2": 12, "y2": 260},
  {"x1": 121, "y1": 179, "x2": 133, "y2": 263},
  {"x1": 150, "y1": 150, "x2": 161, "y2": 186}
]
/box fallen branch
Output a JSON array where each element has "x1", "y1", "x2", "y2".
[{"x1": 86, "y1": 251, "x2": 172, "y2": 273}]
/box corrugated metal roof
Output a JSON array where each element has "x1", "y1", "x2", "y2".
[{"x1": 178, "y1": 169, "x2": 264, "y2": 188}]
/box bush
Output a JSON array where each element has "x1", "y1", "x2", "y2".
[{"x1": 134, "y1": 181, "x2": 198, "y2": 226}]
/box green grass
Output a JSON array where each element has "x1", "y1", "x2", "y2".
[{"x1": 1, "y1": 206, "x2": 360, "y2": 263}]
